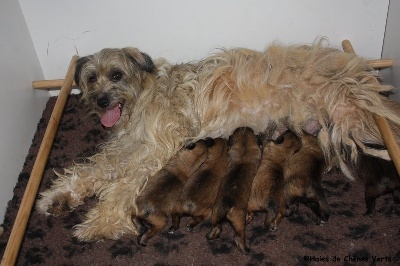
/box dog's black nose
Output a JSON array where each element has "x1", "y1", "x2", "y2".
[{"x1": 97, "y1": 96, "x2": 110, "y2": 108}]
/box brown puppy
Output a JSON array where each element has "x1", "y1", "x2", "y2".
[
  {"x1": 169, "y1": 138, "x2": 228, "y2": 233},
  {"x1": 247, "y1": 130, "x2": 302, "y2": 229},
  {"x1": 271, "y1": 133, "x2": 330, "y2": 231},
  {"x1": 134, "y1": 139, "x2": 211, "y2": 246},
  {"x1": 206, "y1": 127, "x2": 262, "y2": 254},
  {"x1": 355, "y1": 150, "x2": 400, "y2": 216}
]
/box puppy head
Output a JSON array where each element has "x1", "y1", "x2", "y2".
[
  {"x1": 299, "y1": 133, "x2": 325, "y2": 161},
  {"x1": 264, "y1": 130, "x2": 301, "y2": 163},
  {"x1": 206, "y1": 138, "x2": 228, "y2": 161},
  {"x1": 74, "y1": 47, "x2": 155, "y2": 128},
  {"x1": 228, "y1": 127, "x2": 262, "y2": 162},
  {"x1": 169, "y1": 139, "x2": 210, "y2": 177}
]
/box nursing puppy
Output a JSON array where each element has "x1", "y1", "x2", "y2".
[
  {"x1": 247, "y1": 129, "x2": 302, "y2": 229},
  {"x1": 355, "y1": 150, "x2": 400, "y2": 216},
  {"x1": 134, "y1": 139, "x2": 211, "y2": 246},
  {"x1": 169, "y1": 138, "x2": 228, "y2": 233},
  {"x1": 207, "y1": 127, "x2": 262, "y2": 253},
  {"x1": 270, "y1": 133, "x2": 330, "y2": 231}
]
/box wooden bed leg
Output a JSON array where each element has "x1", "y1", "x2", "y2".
[
  {"x1": 342, "y1": 40, "x2": 400, "y2": 176},
  {"x1": 1, "y1": 55, "x2": 78, "y2": 266}
]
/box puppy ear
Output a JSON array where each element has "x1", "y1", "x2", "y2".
[
  {"x1": 74, "y1": 56, "x2": 90, "y2": 85},
  {"x1": 185, "y1": 142, "x2": 196, "y2": 150},
  {"x1": 227, "y1": 135, "x2": 234, "y2": 147},
  {"x1": 205, "y1": 138, "x2": 215, "y2": 147},
  {"x1": 122, "y1": 48, "x2": 155, "y2": 73},
  {"x1": 256, "y1": 135, "x2": 263, "y2": 147},
  {"x1": 274, "y1": 135, "x2": 284, "y2": 145}
]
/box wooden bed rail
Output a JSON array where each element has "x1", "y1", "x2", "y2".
[
  {"x1": 32, "y1": 54, "x2": 392, "y2": 91},
  {"x1": 1, "y1": 55, "x2": 78, "y2": 266},
  {"x1": 32, "y1": 79, "x2": 78, "y2": 90}
]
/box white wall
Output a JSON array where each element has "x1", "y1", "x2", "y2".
[
  {"x1": 381, "y1": 0, "x2": 400, "y2": 103},
  {"x1": 0, "y1": 0, "x2": 48, "y2": 223},
  {"x1": 20, "y1": 0, "x2": 389, "y2": 86}
]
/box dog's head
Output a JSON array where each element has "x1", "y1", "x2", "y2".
[{"x1": 74, "y1": 47, "x2": 155, "y2": 128}]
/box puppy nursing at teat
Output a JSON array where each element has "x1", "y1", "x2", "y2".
[
  {"x1": 169, "y1": 137, "x2": 228, "y2": 233},
  {"x1": 134, "y1": 138, "x2": 212, "y2": 246},
  {"x1": 37, "y1": 40, "x2": 400, "y2": 241},
  {"x1": 247, "y1": 128, "x2": 303, "y2": 230},
  {"x1": 207, "y1": 127, "x2": 262, "y2": 253}
]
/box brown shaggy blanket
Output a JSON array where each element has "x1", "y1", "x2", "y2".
[{"x1": 1, "y1": 94, "x2": 399, "y2": 265}]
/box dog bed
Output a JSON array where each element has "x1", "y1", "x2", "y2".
[{"x1": 1, "y1": 94, "x2": 399, "y2": 265}]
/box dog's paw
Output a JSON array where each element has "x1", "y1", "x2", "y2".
[
  {"x1": 73, "y1": 207, "x2": 137, "y2": 242},
  {"x1": 37, "y1": 191, "x2": 75, "y2": 216},
  {"x1": 47, "y1": 201, "x2": 72, "y2": 216}
]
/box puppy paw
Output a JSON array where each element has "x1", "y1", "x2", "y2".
[
  {"x1": 318, "y1": 212, "x2": 330, "y2": 225},
  {"x1": 186, "y1": 225, "x2": 194, "y2": 232},
  {"x1": 268, "y1": 224, "x2": 277, "y2": 232},
  {"x1": 316, "y1": 218, "x2": 327, "y2": 226},
  {"x1": 138, "y1": 235, "x2": 148, "y2": 247},
  {"x1": 185, "y1": 218, "x2": 200, "y2": 231},
  {"x1": 240, "y1": 245, "x2": 251, "y2": 255},
  {"x1": 234, "y1": 237, "x2": 250, "y2": 254},
  {"x1": 206, "y1": 226, "x2": 221, "y2": 240},
  {"x1": 363, "y1": 211, "x2": 375, "y2": 217},
  {"x1": 246, "y1": 213, "x2": 254, "y2": 224},
  {"x1": 167, "y1": 226, "x2": 177, "y2": 234}
]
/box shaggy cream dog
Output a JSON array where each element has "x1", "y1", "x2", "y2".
[{"x1": 37, "y1": 40, "x2": 400, "y2": 241}]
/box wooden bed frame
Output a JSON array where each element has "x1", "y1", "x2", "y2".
[{"x1": 1, "y1": 40, "x2": 398, "y2": 265}]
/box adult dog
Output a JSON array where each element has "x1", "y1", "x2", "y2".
[{"x1": 37, "y1": 40, "x2": 400, "y2": 241}]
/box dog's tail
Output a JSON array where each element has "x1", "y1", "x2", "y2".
[
  {"x1": 307, "y1": 46, "x2": 400, "y2": 179},
  {"x1": 272, "y1": 42, "x2": 400, "y2": 179}
]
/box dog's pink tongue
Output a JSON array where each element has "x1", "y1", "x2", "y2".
[{"x1": 101, "y1": 105, "x2": 121, "y2": 127}]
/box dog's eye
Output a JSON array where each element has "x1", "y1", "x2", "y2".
[
  {"x1": 110, "y1": 70, "x2": 123, "y2": 82},
  {"x1": 186, "y1": 143, "x2": 196, "y2": 150},
  {"x1": 87, "y1": 74, "x2": 97, "y2": 83}
]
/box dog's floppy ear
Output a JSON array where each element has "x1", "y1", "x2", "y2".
[
  {"x1": 122, "y1": 47, "x2": 155, "y2": 73},
  {"x1": 74, "y1": 56, "x2": 90, "y2": 85}
]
